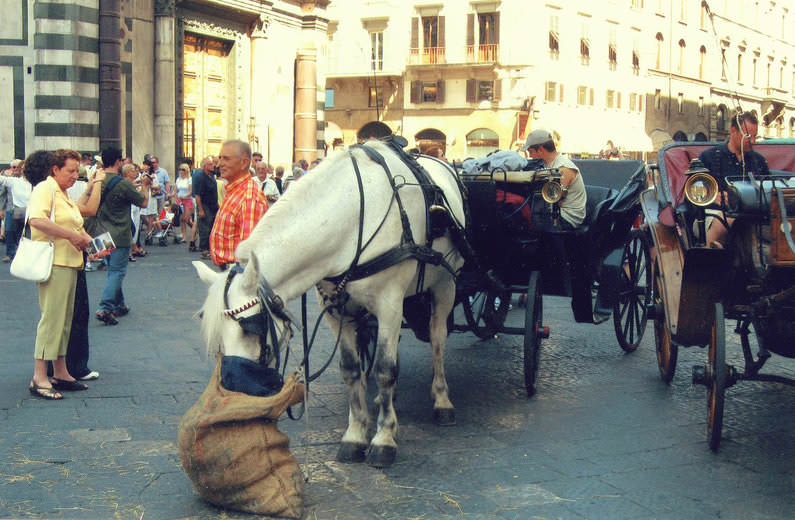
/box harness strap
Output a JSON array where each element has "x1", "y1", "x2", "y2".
[{"x1": 352, "y1": 143, "x2": 416, "y2": 247}]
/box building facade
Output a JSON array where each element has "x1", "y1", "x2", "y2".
[
  {"x1": 324, "y1": 0, "x2": 795, "y2": 161},
  {"x1": 0, "y1": 0, "x2": 330, "y2": 173}
]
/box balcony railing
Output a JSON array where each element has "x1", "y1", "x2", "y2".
[
  {"x1": 408, "y1": 47, "x2": 446, "y2": 65},
  {"x1": 465, "y1": 44, "x2": 499, "y2": 63}
]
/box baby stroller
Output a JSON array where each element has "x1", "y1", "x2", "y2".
[{"x1": 151, "y1": 207, "x2": 178, "y2": 246}]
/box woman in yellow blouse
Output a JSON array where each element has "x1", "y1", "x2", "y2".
[{"x1": 27, "y1": 149, "x2": 93, "y2": 400}]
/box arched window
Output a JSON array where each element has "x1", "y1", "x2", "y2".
[
  {"x1": 716, "y1": 105, "x2": 727, "y2": 132},
  {"x1": 790, "y1": 117, "x2": 795, "y2": 138},
  {"x1": 632, "y1": 48, "x2": 640, "y2": 75},
  {"x1": 699, "y1": 46, "x2": 707, "y2": 79},
  {"x1": 695, "y1": 132, "x2": 708, "y2": 142},
  {"x1": 655, "y1": 33, "x2": 664, "y2": 69},
  {"x1": 466, "y1": 128, "x2": 499, "y2": 157},
  {"x1": 678, "y1": 39, "x2": 686, "y2": 74},
  {"x1": 700, "y1": 1, "x2": 709, "y2": 29},
  {"x1": 673, "y1": 130, "x2": 688, "y2": 142},
  {"x1": 415, "y1": 128, "x2": 446, "y2": 156},
  {"x1": 776, "y1": 117, "x2": 784, "y2": 138}
]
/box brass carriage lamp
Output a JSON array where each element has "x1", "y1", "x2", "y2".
[{"x1": 683, "y1": 159, "x2": 719, "y2": 207}]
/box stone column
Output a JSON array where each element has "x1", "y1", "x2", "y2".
[
  {"x1": 249, "y1": 14, "x2": 270, "y2": 158},
  {"x1": 154, "y1": 0, "x2": 176, "y2": 176},
  {"x1": 294, "y1": 45, "x2": 317, "y2": 164},
  {"x1": 99, "y1": 0, "x2": 122, "y2": 152}
]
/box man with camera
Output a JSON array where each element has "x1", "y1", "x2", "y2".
[{"x1": 94, "y1": 148, "x2": 151, "y2": 325}]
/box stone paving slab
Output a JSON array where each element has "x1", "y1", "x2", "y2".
[{"x1": 1, "y1": 244, "x2": 794, "y2": 519}]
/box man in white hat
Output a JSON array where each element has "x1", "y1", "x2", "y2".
[{"x1": 521, "y1": 129, "x2": 587, "y2": 230}]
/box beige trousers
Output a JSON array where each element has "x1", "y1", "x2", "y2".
[{"x1": 34, "y1": 266, "x2": 77, "y2": 360}]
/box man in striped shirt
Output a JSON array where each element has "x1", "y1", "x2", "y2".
[{"x1": 209, "y1": 140, "x2": 268, "y2": 268}]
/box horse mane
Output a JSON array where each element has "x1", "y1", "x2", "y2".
[
  {"x1": 235, "y1": 147, "x2": 353, "y2": 262},
  {"x1": 197, "y1": 274, "x2": 226, "y2": 357}
]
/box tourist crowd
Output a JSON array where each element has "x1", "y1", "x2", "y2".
[{"x1": 3, "y1": 144, "x2": 316, "y2": 401}]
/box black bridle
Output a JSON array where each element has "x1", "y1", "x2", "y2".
[{"x1": 222, "y1": 264, "x2": 300, "y2": 372}]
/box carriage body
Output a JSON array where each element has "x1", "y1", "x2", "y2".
[
  {"x1": 457, "y1": 158, "x2": 652, "y2": 395},
  {"x1": 641, "y1": 140, "x2": 795, "y2": 450}
]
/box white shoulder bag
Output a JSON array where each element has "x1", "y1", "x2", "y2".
[{"x1": 10, "y1": 185, "x2": 56, "y2": 283}]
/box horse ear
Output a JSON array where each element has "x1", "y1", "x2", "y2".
[
  {"x1": 240, "y1": 254, "x2": 260, "y2": 291},
  {"x1": 193, "y1": 261, "x2": 221, "y2": 286}
]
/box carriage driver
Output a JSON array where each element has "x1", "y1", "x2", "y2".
[
  {"x1": 698, "y1": 111, "x2": 769, "y2": 248},
  {"x1": 520, "y1": 129, "x2": 587, "y2": 230}
]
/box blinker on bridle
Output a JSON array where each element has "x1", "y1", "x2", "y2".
[{"x1": 221, "y1": 263, "x2": 301, "y2": 369}]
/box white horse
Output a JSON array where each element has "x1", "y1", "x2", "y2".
[{"x1": 193, "y1": 141, "x2": 465, "y2": 468}]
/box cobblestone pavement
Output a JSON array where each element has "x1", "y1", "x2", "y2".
[{"x1": 1, "y1": 244, "x2": 793, "y2": 519}]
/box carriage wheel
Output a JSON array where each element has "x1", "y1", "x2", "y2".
[
  {"x1": 706, "y1": 302, "x2": 726, "y2": 452},
  {"x1": 462, "y1": 287, "x2": 510, "y2": 340},
  {"x1": 613, "y1": 229, "x2": 652, "y2": 352},
  {"x1": 652, "y1": 260, "x2": 678, "y2": 383},
  {"x1": 523, "y1": 271, "x2": 543, "y2": 397}
]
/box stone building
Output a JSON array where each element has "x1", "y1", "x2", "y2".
[
  {"x1": 0, "y1": 0, "x2": 330, "y2": 173},
  {"x1": 324, "y1": 0, "x2": 795, "y2": 160}
]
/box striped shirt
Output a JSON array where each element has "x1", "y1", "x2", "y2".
[{"x1": 210, "y1": 175, "x2": 268, "y2": 266}]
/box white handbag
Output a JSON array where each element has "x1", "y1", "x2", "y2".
[{"x1": 10, "y1": 186, "x2": 56, "y2": 283}]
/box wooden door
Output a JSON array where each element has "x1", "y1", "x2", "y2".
[{"x1": 183, "y1": 33, "x2": 233, "y2": 163}]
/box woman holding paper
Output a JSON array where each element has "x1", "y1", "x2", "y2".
[{"x1": 26, "y1": 149, "x2": 93, "y2": 400}]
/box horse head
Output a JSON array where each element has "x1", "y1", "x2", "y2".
[{"x1": 193, "y1": 255, "x2": 293, "y2": 367}]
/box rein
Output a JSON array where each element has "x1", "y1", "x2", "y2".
[{"x1": 324, "y1": 138, "x2": 461, "y2": 294}]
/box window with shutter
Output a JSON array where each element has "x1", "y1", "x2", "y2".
[
  {"x1": 466, "y1": 79, "x2": 476, "y2": 103},
  {"x1": 411, "y1": 81, "x2": 421, "y2": 104},
  {"x1": 436, "y1": 79, "x2": 445, "y2": 103},
  {"x1": 493, "y1": 79, "x2": 502, "y2": 101}
]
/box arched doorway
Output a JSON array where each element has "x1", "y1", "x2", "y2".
[
  {"x1": 357, "y1": 121, "x2": 392, "y2": 142},
  {"x1": 415, "y1": 128, "x2": 446, "y2": 156},
  {"x1": 694, "y1": 132, "x2": 708, "y2": 142},
  {"x1": 466, "y1": 128, "x2": 499, "y2": 158},
  {"x1": 673, "y1": 131, "x2": 688, "y2": 142}
]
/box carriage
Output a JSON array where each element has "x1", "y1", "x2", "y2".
[
  {"x1": 641, "y1": 139, "x2": 795, "y2": 450},
  {"x1": 450, "y1": 157, "x2": 653, "y2": 396}
]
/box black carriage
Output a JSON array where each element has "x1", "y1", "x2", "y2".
[
  {"x1": 642, "y1": 140, "x2": 795, "y2": 450},
  {"x1": 453, "y1": 158, "x2": 652, "y2": 396}
]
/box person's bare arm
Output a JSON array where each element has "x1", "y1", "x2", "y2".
[
  {"x1": 559, "y1": 166, "x2": 579, "y2": 190},
  {"x1": 29, "y1": 218, "x2": 91, "y2": 251},
  {"x1": 77, "y1": 171, "x2": 106, "y2": 216}
]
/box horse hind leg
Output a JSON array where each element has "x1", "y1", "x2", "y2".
[
  {"x1": 366, "y1": 314, "x2": 402, "y2": 468},
  {"x1": 430, "y1": 280, "x2": 456, "y2": 426},
  {"x1": 329, "y1": 313, "x2": 370, "y2": 463}
]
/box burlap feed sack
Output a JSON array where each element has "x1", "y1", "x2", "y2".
[{"x1": 178, "y1": 355, "x2": 306, "y2": 518}]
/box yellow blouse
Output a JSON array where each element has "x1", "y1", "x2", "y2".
[{"x1": 28, "y1": 176, "x2": 85, "y2": 268}]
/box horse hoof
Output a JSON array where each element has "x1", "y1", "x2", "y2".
[
  {"x1": 433, "y1": 408, "x2": 456, "y2": 426},
  {"x1": 366, "y1": 445, "x2": 397, "y2": 468},
  {"x1": 336, "y1": 442, "x2": 368, "y2": 463}
]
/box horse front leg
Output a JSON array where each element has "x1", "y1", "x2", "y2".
[
  {"x1": 430, "y1": 280, "x2": 456, "y2": 426},
  {"x1": 327, "y1": 313, "x2": 370, "y2": 463},
  {"x1": 366, "y1": 312, "x2": 402, "y2": 468}
]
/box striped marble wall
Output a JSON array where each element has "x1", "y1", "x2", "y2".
[{"x1": 33, "y1": 0, "x2": 100, "y2": 153}]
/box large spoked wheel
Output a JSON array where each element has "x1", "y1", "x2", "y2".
[
  {"x1": 613, "y1": 229, "x2": 652, "y2": 352},
  {"x1": 523, "y1": 271, "x2": 543, "y2": 397},
  {"x1": 652, "y1": 259, "x2": 678, "y2": 383},
  {"x1": 707, "y1": 302, "x2": 726, "y2": 452},
  {"x1": 462, "y1": 287, "x2": 510, "y2": 340}
]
